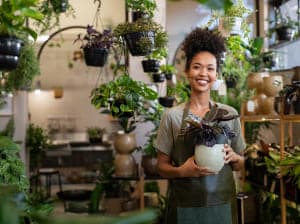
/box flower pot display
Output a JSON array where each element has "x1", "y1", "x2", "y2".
[
  {"x1": 114, "y1": 154, "x2": 136, "y2": 177},
  {"x1": 158, "y1": 96, "x2": 175, "y2": 108},
  {"x1": 194, "y1": 144, "x2": 225, "y2": 172},
  {"x1": 123, "y1": 31, "x2": 155, "y2": 56},
  {"x1": 152, "y1": 73, "x2": 165, "y2": 83},
  {"x1": 114, "y1": 132, "x2": 137, "y2": 154},
  {"x1": 142, "y1": 59, "x2": 160, "y2": 73},
  {"x1": 0, "y1": 37, "x2": 23, "y2": 70},
  {"x1": 247, "y1": 72, "x2": 266, "y2": 91},
  {"x1": 83, "y1": 47, "x2": 108, "y2": 67},
  {"x1": 141, "y1": 155, "x2": 158, "y2": 176}
]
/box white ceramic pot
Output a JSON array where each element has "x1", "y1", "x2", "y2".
[{"x1": 194, "y1": 144, "x2": 225, "y2": 172}]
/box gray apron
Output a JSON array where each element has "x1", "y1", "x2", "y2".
[{"x1": 166, "y1": 102, "x2": 238, "y2": 224}]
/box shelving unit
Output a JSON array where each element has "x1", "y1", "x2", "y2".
[{"x1": 241, "y1": 103, "x2": 300, "y2": 224}]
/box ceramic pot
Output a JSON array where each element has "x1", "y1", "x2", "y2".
[
  {"x1": 253, "y1": 93, "x2": 267, "y2": 114},
  {"x1": 194, "y1": 144, "x2": 225, "y2": 173},
  {"x1": 260, "y1": 97, "x2": 277, "y2": 115},
  {"x1": 247, "y1": 72, "x2": 269, "y2": 91},
  {"x1": 114, "y1": 154, "x2": 136, "y2": 177},
  {"x1": 142, "y1": 59, "x2": 160, "y2": 73},
  {"x1": 141, "y1": 155, "x2": 158, "y2": 176},
  {"x1": 114, "y1": 132, "x2": 137, "y2": 154},
  {"x1": 262, "y1": 76, "x2": 283, "y2": 97}
]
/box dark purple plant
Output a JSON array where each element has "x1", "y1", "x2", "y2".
[
  {"x1": 180, "y1": 104, "x2": 239, "y2": 147},
  {"x1": 74, "y1": 25, "x2": 114, "y2": 49}
]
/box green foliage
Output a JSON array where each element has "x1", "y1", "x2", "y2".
[
  {"x1": 6, "y1": 40, "x2": 40, "y2": 91},
  {"x1": 144, "y1": 181, "x2": 160, "y2": 194},
  {"x1": 91, "y1": 74, "x2": 158, "y2": 132},
  {"x1": 145, "y1": 47, "x2": 167, "y2": 60},
  {"x1": 281, "y1": 147, "x2": 300, "y2": 189},
  {"x1": 86, "y1": 127, "x2": 106, "y2": 140},
  {"x1": 0, "y1": 117, "x2": 14, "y2": 138},
  {"x1": 37, "y1": 0, "x2": 75, "y2": 34},
  {"x1": 197, "y1": 0, "x2": 233, "y2": 11},
  {"x1": 0, "y1": 0, "x2": 44, "y2": 39},
  {"x1": 113, "y1": 18, "x2": 168, "y2": 51},
  {"x1": 126, "y1": 0, "x2": 157, "y2": 18},
  {"x1": 26, "y1": 123, "x2": 49, "y2": 169},
  {"x1": 242, "y1": 37, "x2": 265, "y2": 72},
  {"x1": 175, "y1": 80, "x2": 190, "y2": 104},
  {"x1": 0, "y1": 136, "x2": 28, "y2": 191},
  {"x1": 160, "y1": 64, "x2": 176, "y2": 74}
]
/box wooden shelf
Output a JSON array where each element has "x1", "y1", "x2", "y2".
[{"x1": 241, "y1": 114, "x2": 300, "y2": 122}]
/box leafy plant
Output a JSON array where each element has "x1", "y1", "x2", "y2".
[
  {"x1": 0, "y1": 0, "x2": 44, "y2": 39},
  {"x1": 181, "y1": 104, "x2": 239, "y2": 147},
  {"x1": 160, "y1": 64, "x2": 176, "y2": 74},
  {"x1": 91, "y1": 74, "x2": 158, "y2": 132},
  {"x1": 26, "y1": 123, "x2": 49, "y2": 171},
  {"x1": 144, "y1": 47, "x2": 167, "y2": 60},
  {"x1": 37, "y1": 0, "x2": 75, "y2": 34},
  {"x1": 0, "y1": 117, "x2": 14, "y2": 138},
  {"x1": 86, "y1": 127, "x2": 106, "y2": 142},
  {"x1": 113, "y1": 18, "x2": 168, "y2": 49},
  {"x1": 74, "y1": 26, "x2": 114, "y2": 49},
  {"x1": 242, "y1": 37, "x2": 265, "y2": 72},
  {"x1": 126, "y1": 0, "x2": 157, "y2": 18},
  {"x1": 5, "y1": 40, "x2": 40, "y2": 91},
  {"x1": 0, "y1": 136, "x2": 28, "y2": 191}
]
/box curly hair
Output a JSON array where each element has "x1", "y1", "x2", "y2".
[{"x1": 182, "y1": 28, "x2": 226, "y2": 71}]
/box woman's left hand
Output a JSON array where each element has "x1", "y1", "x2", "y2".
[{"x1": 223, "y1": 144, "x2": 239, "y2": 164}]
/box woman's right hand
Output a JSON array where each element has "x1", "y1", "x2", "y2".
[{"x1": 179, "y1": 156, "x2": 216, "y2": 177}]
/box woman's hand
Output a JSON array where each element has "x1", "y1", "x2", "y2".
[
  {"x1": 179, "y1": 156, "x2": 216, "y2": 177},
  {"x1": 223, "y1": 144, "x2": 244, "y2": 171}
]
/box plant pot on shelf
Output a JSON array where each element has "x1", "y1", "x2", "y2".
[
  {"x1": 275, "y1": 26, "x2": 295, "y2": 42},
  {"x1": 114, "y1": 132, "x2": 137, "y2": 154},
  {"x1": 141, "y1": 155, "x2": 158, "y2": 177},
  {"x1": 152, "y1": 73, "x2": 165, "y2": 83},
  {"x1": 123, "y1": 31, "x2": 155, "y2": 56},
  {"x1": 164, "y1": 73, "x2": 173, "y2": 81},
  {"x1": 293, "y1": 97, "x2": 300, "y2": 114},
  {"x1": 0, "y1": 36, "x2": 23, "y2": 71},
  {"x1": 142, "y1": 59, "x2": 160, "y2": 73},
  {"x1": 83, "y1": 47, "x2": 108, "y2": 67},
  {"x1": 158, "y1": 96, "x2": 175, "y2": 108}
]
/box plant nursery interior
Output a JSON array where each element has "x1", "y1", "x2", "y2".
[{"x1": 2, "y1": 0, "x2": 300, "y2": 223}]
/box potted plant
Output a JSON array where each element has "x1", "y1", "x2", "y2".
[
  {"x1": 4, "y1": 40, "x2": 40, "y2": 92},
  {"x1": 37, "y1": 0, "x2": 75, "y2": 34},
  {"x1": 269, "y1": 13, "x2": 299, "y2": 42},
  {"x1": 126, "y1": 0, "x2": 157, "y2": 21},
  {"x1": 181, "y1": 104, "x2": 239, "y2": 172},
  {"x1": 142, "y1": 47, "x2": 167, "y2": 73},
  {"x1": 113, "y1": 18, "x2": 168, "y2": 56},
  {"x1": 86, "y1": 127, "x2": 106, "y2": 144},
  {"x1": 75, "y1": 25, "x2": 114, "y2": 67},
  {"x1": 0, "y1": 0, "x2": 43, "y2": 70},
  {"x1": 158, "y1": 85, "x2": 176, "y2": 107},
  {"x1": 207, "y1": 0, "x2": 251, "y2": 36},
  {"x1": 160, "y1": 64, "x2": 176, "y2": 80}
]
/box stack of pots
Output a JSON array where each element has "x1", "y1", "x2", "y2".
[
  {"x1": 113, "y1": 131, "x2": 137, "y2": 177},
  {"x1": 245, "y1": 72, "x2": 283, "y2": 115}
]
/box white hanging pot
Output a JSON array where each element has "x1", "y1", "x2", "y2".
[{"x1": 194, "y1": 144, "x2": 225, "y2": 172}]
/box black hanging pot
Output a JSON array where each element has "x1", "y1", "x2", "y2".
[
  {"x1": 50, "y1": 0, "x2": 69, "y2": 13},
  {"x1": 269, "y1": 0, "x2": 285, "y2": 8},
  {"x1": 275, "y1": 26, "x2": 294, "y2": 41},
  {"x1": 123, "y1": 31, "x2": 155, "y2": 56},
  {"x1": 83, "y1": 47, "x2": 108, "y2": 67},
  {"x1": 131, "y1": 11, "x2": 149, "y2": 22},
  {"x1": 158, "y1": 96, "x2": 175, "y2": 107},
  {"x1": 142, "y1": 59, "x2": 160, "y2": 73},
  {"x1": 165, "y1": 73, "x2": 173, "y2": 80},
  {"x1": 152, "y1": 73, "x2": 165, "y2": 83},
  {"x1": 225, "y1": 76, "x2": 237, "y2": 88},
  {"x1": 0, "y1": 36, "x2": 23, "y2": 71}
]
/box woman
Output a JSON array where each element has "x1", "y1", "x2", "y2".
[{"x1": 155, "y1": 28, "x2": 245, "y2": 224}]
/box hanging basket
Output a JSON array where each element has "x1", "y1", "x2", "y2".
[
  {"x1": 83, "y1": 47, "x2": 108, "y2": 67},
  {"x1": 158, "y1": 96, "x2": 175, "y2": 108},
  {"x1": 142, "y1": 59, "x2": 160, "y2": 73},
  {"x1": 275, "y1": 26, "x2": 294, "y2": 41},
  {"x1": 50, "y1": 0, "x2": 69, "y2": 13},
  {"x1": 0, "y1": 36, "x2": 23, "y2": 71},
  {"x1": 123, "y1": 31, "x2": 155, "y2": 56}
]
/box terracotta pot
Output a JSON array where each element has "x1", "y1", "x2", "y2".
[
  {"x1": 253, "y1": 93, "x2": 267, "y2": 114},
  {"x1": 260, "y1": 97, "x2": 277, "y2": 115},
  {"x1": 141, "y1": 155, "x2": 158, "y2": 176},
  {"x1": 194, "y1": 144, "x2": 225, "y2": 172},
  {"x1": 262, "y1": 76, "x2": 283, "y2": 97},
  {"x1": 114, "y1": 154, "x2": 136, "y2": 177},
  {"x1": 114, "y1": 132, "x2": 137, "y2": 154},
  {"x1": 247, "y1": 72, "x2": 269, "y2": 91}
]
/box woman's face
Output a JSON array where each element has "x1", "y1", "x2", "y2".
[{"x1": 186, "y1": 51, "x2": 217, "y2": 93}]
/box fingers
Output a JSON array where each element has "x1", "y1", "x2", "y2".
[{"x1": 223, "y1": 144, "x2": 237, "y2": 164}]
